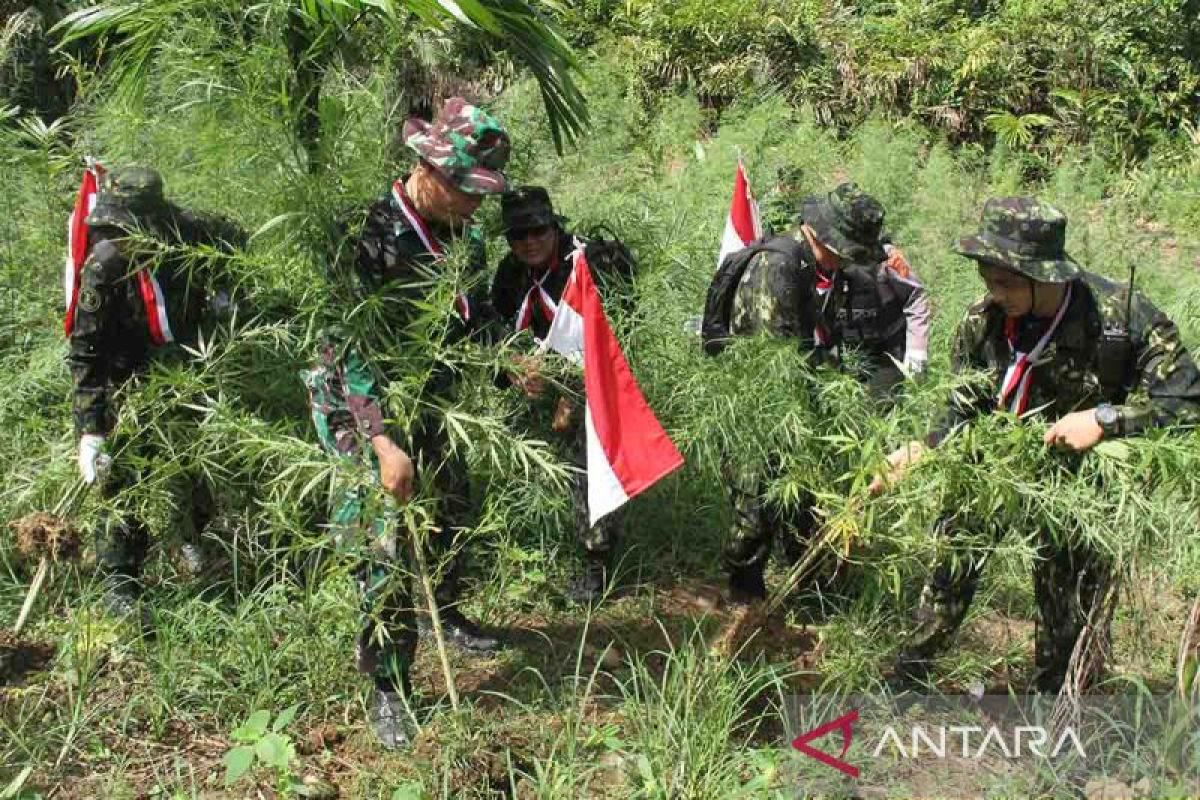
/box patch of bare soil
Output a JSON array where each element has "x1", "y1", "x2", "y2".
[{"x1": 0, "y1": 630, "x2": 55, "y2": 685}]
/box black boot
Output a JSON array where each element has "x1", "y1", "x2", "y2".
[
  {"x1": 95, "y1": 521, "x2": 151, "y2": 625},
  {"x1": 890, "y1": 646, "x2": 935, "y2": 688},
  {"x1": 424, "y1": 607, "x2": 501, "y2": 654},
  {"x1": 890, "y1": 603, "x2": 959, "y2": 688},
  {"x1": 369, "y1": 676, "x2": 415, "y2": 750},
  {"x1": 727, "y1": 564, "x2": 767, "y2": 606},
  {"x1": 100, "y1": 570, "x2": 141, "y2": 618},
  {"x1": 567, "y1": 551, "x2": 613, "y2": 604},
  {"x1": 98, "y1": 570, "x2": 154, "y2": 633}
]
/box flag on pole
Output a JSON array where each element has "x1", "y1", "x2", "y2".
[
  {"x1": 717, "y1": 158, "x2": 763, "y2": 268},
  {"x1": 543, "y1": 248, "x2": 684, "y2": 524}
]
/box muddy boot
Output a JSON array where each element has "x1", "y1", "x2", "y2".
[
  {"x1": 427, "y1": 607, "x2": 501, "y2": 654},
  {"x1": 100, "y1": 571, "x2": 141, "y2": 618},
  {"x1": 890, "y1": 604, "x2": 958, "y2": 688},
  {"x1": 727, "y1": 564, "x2": 767, "y2": 606},
  {"x1": 95, "y1": 521, "x2": 151, "y2": 627},
  {"x1": 178, "y1": 543, "x2": 207, "y2": 577},
  {"x1": 567, "y1": 551, "x2": 612, "y2": 604},
  {"x1": 98, "y1": 571, "x2": 153, "y2": 633},
  {"x1": 369, "y1": 676, "x2": 415, "y2": 751}
]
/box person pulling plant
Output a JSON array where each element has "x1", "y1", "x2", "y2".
[{"x1": 872, "y1": 196, "x2": 1200, "y2": 692}]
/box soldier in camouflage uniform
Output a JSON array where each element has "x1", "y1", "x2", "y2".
[
  {"x1": 723, "y1": 182, "x2": 930, "y2": 603},
  {"x1": 490, "y1": 186, "x2": 629, "y2": 602},
  {"x1": 67, "y1": 166, "x2": 246, "y2": 621},
  {"x1": 873, "y1": 197, "x2": 1200, "y2": 692},
  {"x1": 303, "y1": 98, "x2": 509, "y2": 749}
]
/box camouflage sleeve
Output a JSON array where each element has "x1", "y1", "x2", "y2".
[
  {"x1": 67, "y1": 239, "x2": 124, "y2": 437},
  {"x1": 1116, "y1": 293, "x2": 1200, "y2": 435},
  {"x1": 926, "y1": 301, "x2": 995, "y2": 446},
  {"x1": 305, "y1": 335, "x2": 388, "y2": 457},
  {"x1": 174, "y1": 209, "x2": 248, "y2": 253}
]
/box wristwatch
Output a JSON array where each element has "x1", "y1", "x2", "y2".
[{"x1": 1094, "y1": 403, "x2": 1122, "y2": 437}]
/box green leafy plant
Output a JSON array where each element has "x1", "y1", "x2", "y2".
[{"x1": 223, "y1": 705, "x2": 301, "y2": 793}]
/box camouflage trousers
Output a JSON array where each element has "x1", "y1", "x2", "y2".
[
  {"x1": 906, "y1": 514, "x2": 1112, "y2": 692},
  {"x1": 315, "y1": 417, "x2": 471, "y2": 691},
  {"x1": 333, "y1": 452, "x2": 470, "y2": 691},
  {"x1": 94, "y1": 430, "x2": 214, "y2": 580},
  {"x1": 720, "y1": 457, "x2": 840, "y2": 585},
  {"x1": 721, "y1": 351, "x2": 903, "y2": 586}
]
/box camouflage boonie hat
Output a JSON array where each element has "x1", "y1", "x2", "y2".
[
  {"x1": 87, "y1": 165, "x2": 172, "y2": 228},
  {"x1": 799, "y1": 182, "x2": 887, "y2": 263},
  {"x1": 956, "y1": 197, "x2": 1080, "y2": 283},
  {"x1": 403, "y1": 97, "x2": 510, "y2": 195},
  {"x1": 501, "y1": 186, "x2": 561, "y2": 233}
]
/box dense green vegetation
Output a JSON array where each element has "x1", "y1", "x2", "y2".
[{"x1": 3, "y1": 0, "x2": 1200, "y2": 797}]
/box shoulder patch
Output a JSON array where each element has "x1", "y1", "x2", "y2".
[{"x1": 78, "y1": 287, "x2": 102, "y2": 313}]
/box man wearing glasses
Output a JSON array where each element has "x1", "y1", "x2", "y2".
[{"x1": 491, "y1": 186, "x2": 632, "y2": 603}]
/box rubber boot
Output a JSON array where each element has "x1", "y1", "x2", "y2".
[
  {"x1": 567, "y1": 551, "x2": 613, "y2": 604},
  {"x1": 727, "y1": 564, "x2": 767, "y2": 606}
]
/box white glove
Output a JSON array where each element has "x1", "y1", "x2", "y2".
[
  {"x1": 78, "y1": 434, "x2": 111, "y2": 485},
  {"x1": 902, "y1": 350, "x2": 928, "y2": 378}
]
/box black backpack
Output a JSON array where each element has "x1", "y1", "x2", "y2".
[
  {"x1": 580, "y1": 225, "x2": 637, "y2": 315},
  {"x1": 701, "y1": 235, "x2": 812, "y2": 356}
]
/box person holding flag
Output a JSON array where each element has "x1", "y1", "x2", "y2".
[
  {"x1": 66, "y1": 164, "x2": 246, "y2": 622},
  {"x1": 871, "y1": 197, "x2": 1200, "y2": 692},
  {"x1": 491, "y1": 186, "x2": 637, "y2": 602},
  {"x1": 539, "y1": 241, "x2": 684, "y2": 579},
  {"x1": 705, "y1": 180, "x2": 929, "y2": 604},
  {"x1": 303, "y1": 98, "x2": 509, "y2": 749}
]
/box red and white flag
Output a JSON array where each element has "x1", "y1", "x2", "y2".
[
  {"x1": 542, "y1": 248, "x2": 684, "y2": 524},
  {"x1": 64, "y1": 161, "x2": 104, "y2": 337},
  {"x1": 717, "y1": 159, "x2": 763, "y2": 268}
]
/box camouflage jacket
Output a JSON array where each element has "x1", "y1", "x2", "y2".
[
  {"x1": 305, "y1": 183, "x2": 495, "y2": 455},
  {"x1": 730, "y1": 235, "x2": 930, "y2": 360},
  {"x1": 929, "y1": 270, "x2": 1200, "y2": 443},
  {"x1": 67, "y1": 202, "x2": 244, "y2": 436}
]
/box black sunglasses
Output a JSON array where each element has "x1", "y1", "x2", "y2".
[{"x1": 506, "y1": 225, "x2": 552, "y2": 242}]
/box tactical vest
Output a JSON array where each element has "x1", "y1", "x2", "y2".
[{"x1": 833, "y1": 263, "x2": 906, "y2": 352}]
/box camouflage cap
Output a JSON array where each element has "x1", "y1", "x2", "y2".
[
  {"x1": 956, "y1": 197, "x2": 1080, "y2": 283},
  {"x1": 799, "y1": 182, "x2": 887, "y2": 263},
  {"x1": 103, "y1": 165, "x2": 168, "y2": 214},
  {"x1": 501, "y1": 186, "x2": 560, "y2": 232},
  {"x1": 403, "y1": 97, "x2": 510, "y2": 195},
  {"x1": 87, "y1": 165, "x2": 172, "y2": 229}
]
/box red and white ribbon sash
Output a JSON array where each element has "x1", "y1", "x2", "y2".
[
  {"x1": 136, "y1": 270, "x2": 174, "y2": 345},
  {"x1": 64, "y1": 161, "x2": 103, "y2": 337},
  {"x1": 391, "y1": 179, "x2": 471, "y2": 322},
  {"x1": 516, "y1": 278, "x2": 559, "y2": 332},
  {"x1": 813, "y1": 266, "x2": 834, "y2": 348},
  {"x1": 998, "y1": 284, "x2": 1073, "y2": 415}
]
